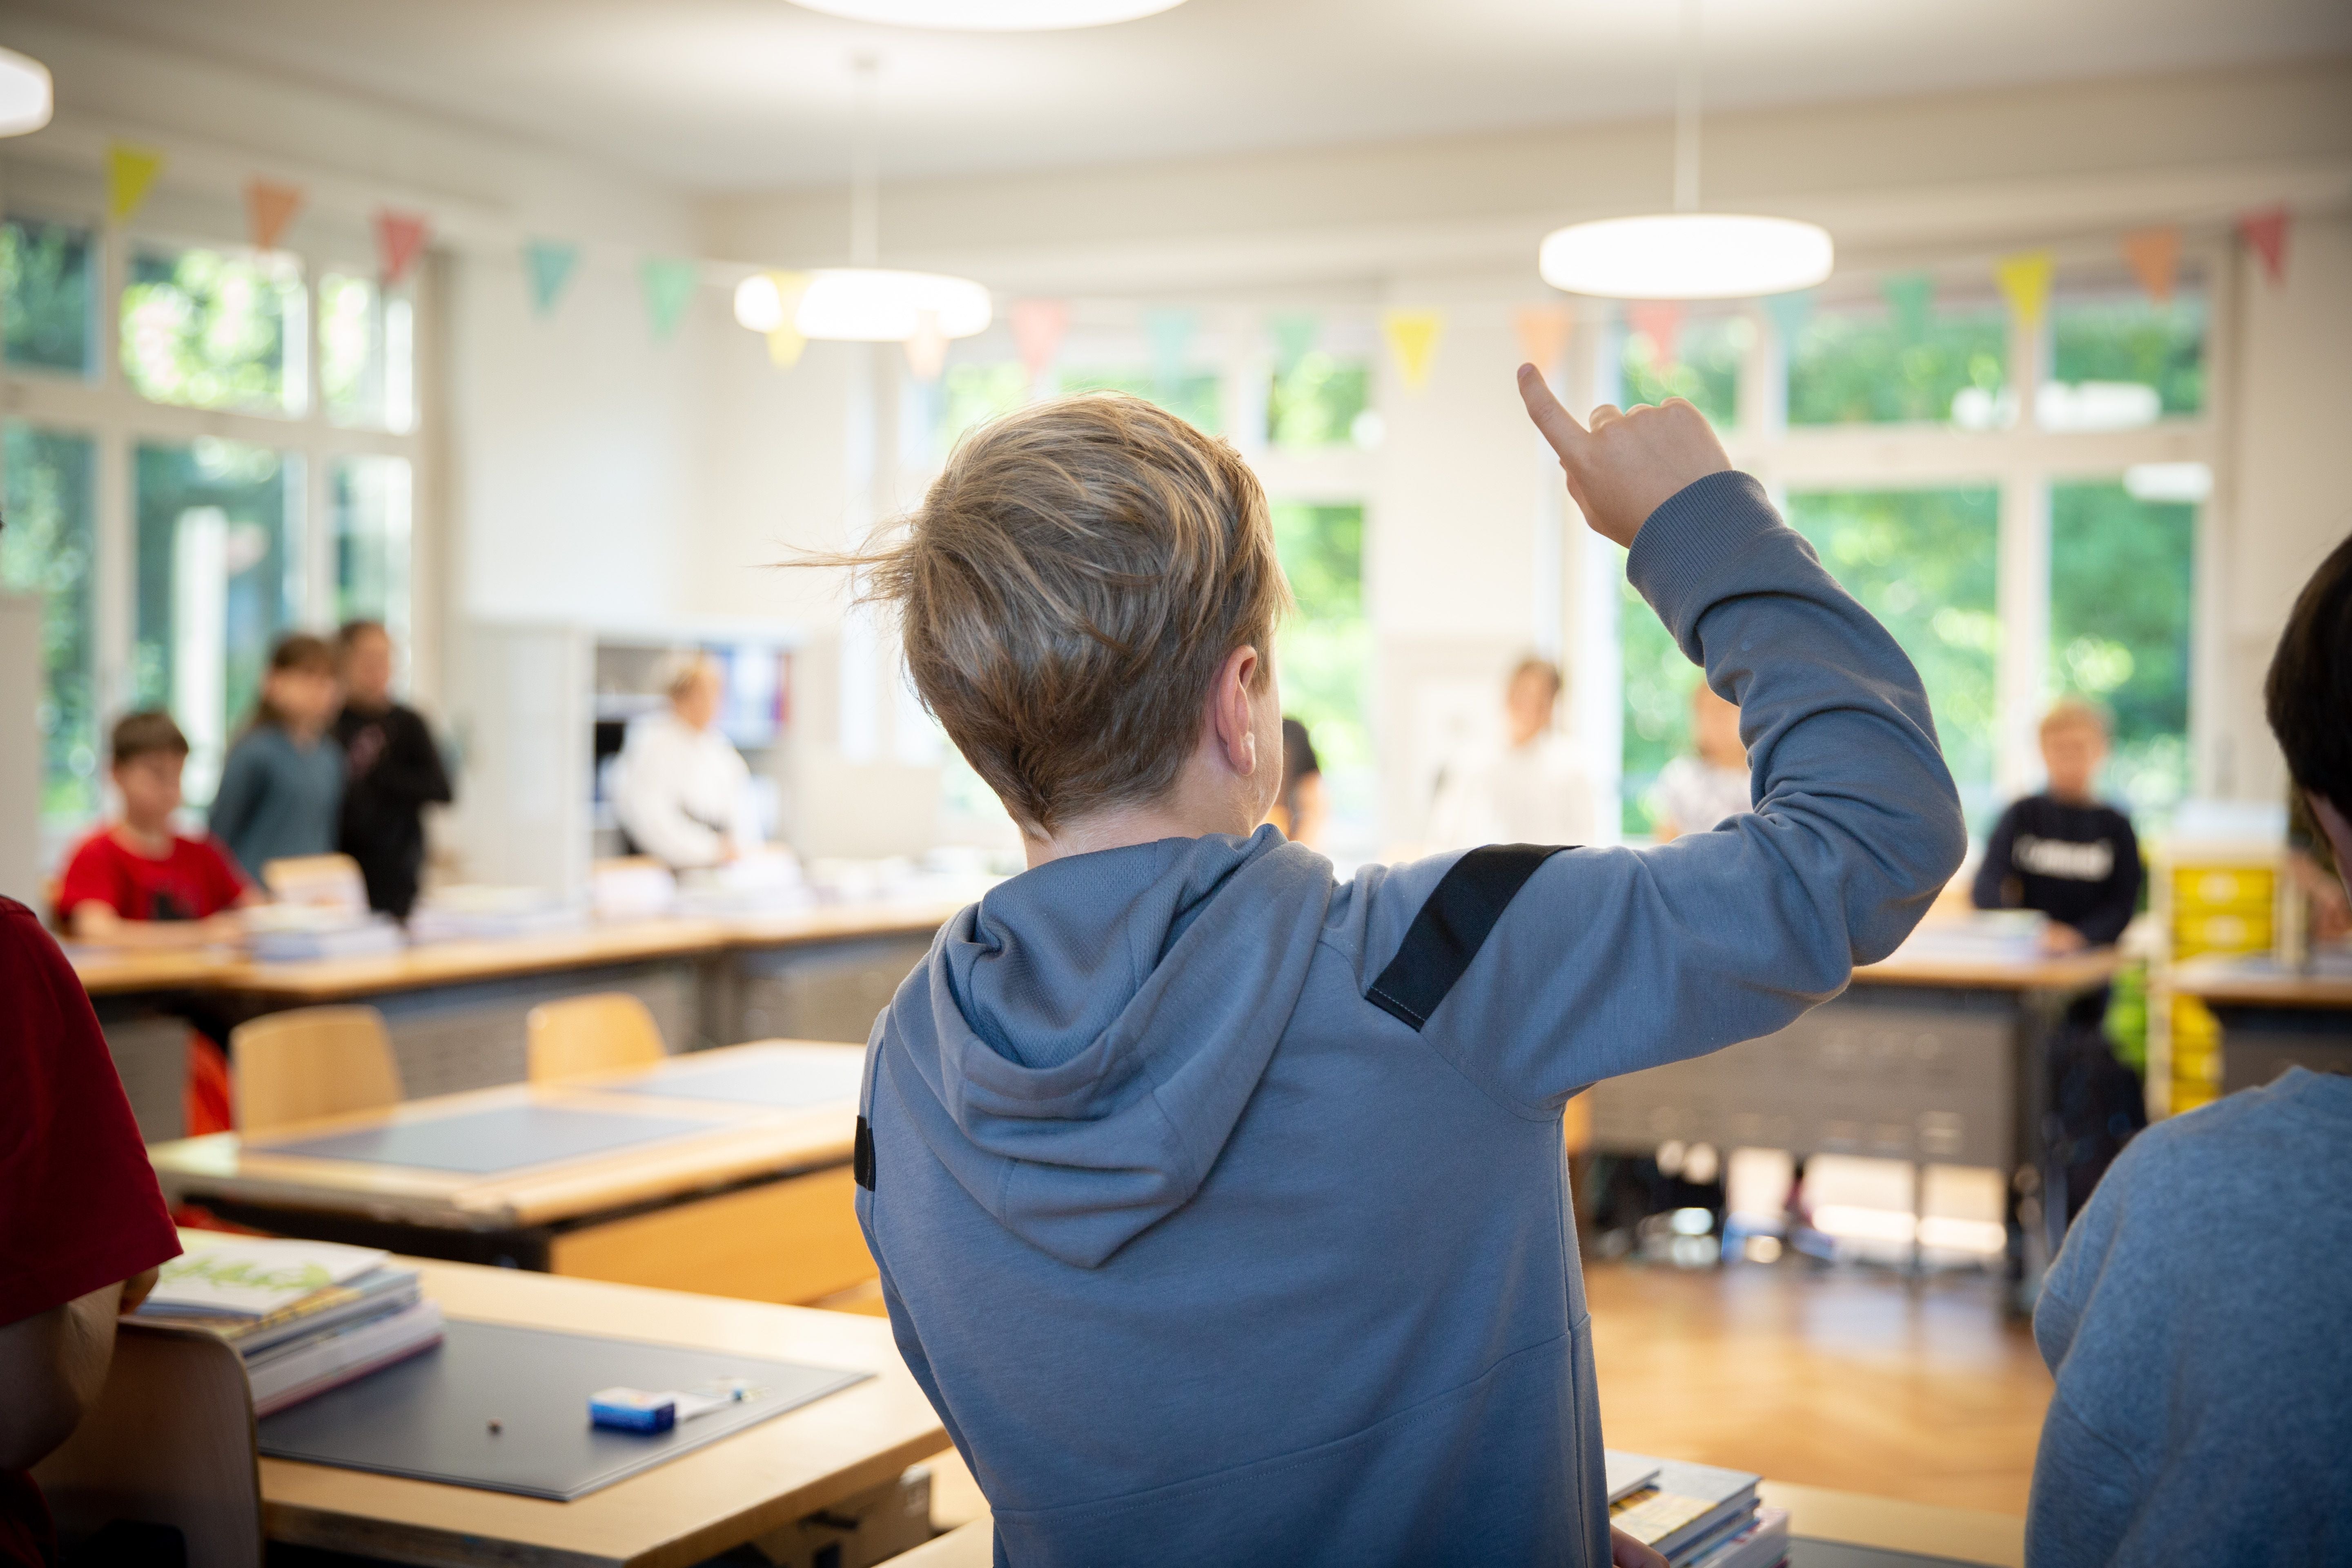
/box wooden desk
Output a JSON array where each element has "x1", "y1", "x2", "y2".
[
  {"x1": 152, "y1": 1042, "x2": 876, "y2": 1305},
  {"x1": 258, "y1": 1254, "x2": 946, "y2": 1568},
  {"x1": 2169, "y1": 951, "x2": 2352, "y2": 1092}
]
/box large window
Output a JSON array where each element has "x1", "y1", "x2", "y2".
[
  {"x1": 1788, "y1": 296, "x2": 2008, "y2": 428},
  {"x1": 2049, "y1": 479, "x2": 2195, "y2": 815},
  {"x1": 1271, "y1": 501, "x2": 1373, "y2": 851},
  {"x1": 2, "y1": 198, "x2": 426, "y2": 849}
]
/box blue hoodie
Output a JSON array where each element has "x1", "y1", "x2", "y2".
[{"x1": 856, "y1": 472, "x2": 1967, "y2": 1566}]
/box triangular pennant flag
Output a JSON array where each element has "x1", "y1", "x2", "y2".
[
  {"x1": 1269, "y1": 311, "x2": 1321, "y2": 375},
  {"x1": 904, "y1": 309, "x2": 949, "y2": 382},
  {"x1": 107, "y1": 143, "x2": 165, "y2": 223},
  {"x1": 1381, "y1": 308, "x2": 1445, "y2": 392},
  {"x1": 640, "y1": 257, "x2": 700, "y2": 340},
  {"x1": 2119, "y1": 227, "x2": 2180, "y2": 305},
  {"x1": 1511, "y1": 305, "x2": 1572, "y2": 377},
  {"x1": 2238, "y1": 205, "x2": 2290, "y2": 285},
  {"x1": 1145, "y1": 307, "x2": 1197, "y2": 387},
  {"x1": 760, "y1": 272, "x2": 811, "y2": 368},
  {"x1": 1011, "y1": 298, "x2": 1069, "y2": 382},
  {"x1": 524, "y1": 240, "x2": 581, "y2": 316},
  {"x1": 1626, "y1": 301, "x2": 1684, "y2": 369},
  {"x1": 245, "y1": 179, "x2": 304, "y2": 254},
  {"x1": 1994, "y1": 251, "x2": 2053, "y2": 330},
  {"x1": 1764, "y1": 289, "x2": 1815, "y2": 346},
  {"x1": 1882, "y1": 272, "x2": 1933, "y2": 342},
  {"x1": 374, "y1": 209, "x2": 430, "y2": 286}
]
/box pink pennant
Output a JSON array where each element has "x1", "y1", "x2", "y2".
[
  {"x1": 2238, "y1": 205, "x2": 2289, "y2": 286},
  {"x1": 2119, "y1": 227, "x2": 2179, "y2": 305},
  {"x1": 1626, "y1": 301, "x2": 1684, "y2": 369},
  {"x1": 374, "y1": 209, "x2": 431, "y2": 286},
  {"x1": 1512, "y1": 305, "x2": 1573, "y2": 376},
  {"x1": 246, "y1": 179, "x2": 304, "y2": 254},
  {"x1": 1011, "y1": 299, "x2": 1069, "y2": 382}
]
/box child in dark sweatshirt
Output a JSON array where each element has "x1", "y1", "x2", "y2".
[{"x1": 1971, "y1": 700, "x2": 2141, "y2": 951}]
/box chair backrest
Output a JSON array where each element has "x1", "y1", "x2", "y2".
[
  {"x1": 261, "y1": 853, "x2": 370, "y2": 915},
  {"x1": 33, "y1": 1324, "x2": 263, "y2": 1568},
  {"x1": 229, "y1": 1005, "x2": 404, "y2": 1133},
  {"x1": 528, "y1": 992, "x2": 668, "y2": 1083}
]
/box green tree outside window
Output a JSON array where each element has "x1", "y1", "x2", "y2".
[
  {"x1": 2049, "y1": 481, "x2": 2195, "y2": 819},
  {"x1": 1621, "y1": 315, "x2": 1746, "y2": 429},
  {"x1": 1788, "y1": 304, "x2": 2007, "y2": 426},
  {"x1": 0, "y1": 423, "x2": 100, "y2": 825},
  {"x1": 1, "y1": 216, "x2": 96, "y2": 376}
]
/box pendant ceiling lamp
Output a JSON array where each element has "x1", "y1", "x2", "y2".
[
  {"x1": 791, "y1": 0, "x2": 1186, "y2": 27},
  {"x1": 1538, "y1": 0, "x2": 1831, "y2": 301},
  {"x1": 733, "y1": 56, "x2": 991, "y2": 344},
  {"x1": 0, "y1": 47, "x2": 53, "y2": 137}
]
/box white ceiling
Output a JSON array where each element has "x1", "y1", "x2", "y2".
[{"x1": 18, "y1": 0, "x2": 2351, "y2": 193}]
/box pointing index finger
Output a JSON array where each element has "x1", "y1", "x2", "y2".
[{"x1": 1516, "y1": 363, "x2": 1589, "y2": 465}]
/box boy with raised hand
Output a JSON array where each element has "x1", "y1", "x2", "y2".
[{"x1": 847, "y1": 379, "x2": 1964, "y2": 1567}]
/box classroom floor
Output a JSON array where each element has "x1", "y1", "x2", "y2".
[{"x1": 1587, "y1": 1259, "x2": 2051, "y2": 1517}]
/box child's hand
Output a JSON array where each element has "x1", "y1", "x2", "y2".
[
  {"x1": 2038, "y1": 921, "x2": 2089, "y2": 955},
  {"x1": 1610, "y1": 1526, "x2": 1669, "y2": 1568},
  {"x1": 1517, "y1": 364, "x2": 1731, "y2": 549}
]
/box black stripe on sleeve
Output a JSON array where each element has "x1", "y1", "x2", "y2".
[
  {"x1": 854, "y1": 1115, "x2": 875, "y2": 1191},
  {"x1": 1365, "y1": 844, "x2": 1571, "y2": 1031}
]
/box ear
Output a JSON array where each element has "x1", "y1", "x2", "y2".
[{"x1": 1208, "y1": 645, "x2": 1262, "y2": 779}]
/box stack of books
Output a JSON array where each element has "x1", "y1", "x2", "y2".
[
  {"x1": 138, "y1": 1238, "x2": 443, "y2": 1417},
  {"x1": 1607, "y1": 1451, "x2": 1790, "y2": 1568}
]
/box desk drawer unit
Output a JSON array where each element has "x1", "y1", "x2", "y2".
[{"x1": 1589, "y1": 988, "x2": 2017, "y2": 1171}]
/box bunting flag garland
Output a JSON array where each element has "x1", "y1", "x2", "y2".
[
  {"x1": 1882, "y1": 272, "x2": 1933, "y2": 342},
  {"x1": 107, "y1": 143, "x2": 165, "y2": 223},
  {"x1": 2238, "y1": 205, "x2": 2290, "y2": 285},
  {"x1": 245, "y1": 179, "x2": 304, "y2": 254},
  {"x1": 1269, "y1": 311, "x2": 1321, "y2": 375},
  {"x1": 1510, "y1": 305, "x2": 1572, "y2": 377},
  {"x1": 904, "y1": 309, "x2": 949, "y2": 382},
  {"x1": 1145, "y1": 307, "x2": 1197, "y2": 387},
  {"x1": 763, "y1": 272, "x2": 811, "y2": 368},
  {"x1": 640, "y1": 257, "x2": 700, "y2": 340},
  {"x1": 1994, "y1": 250, "x2": 2053, "y2": 330},
  {"x1": 1625, "y1": 301, "x2": 1684, "y2": 369},
  {"x1": 524, "y1": 240, "x2": 581, "y2": 316},
  {"x1": 1380, "y1": 308, "x2": 1445, "y2": 392},
  {"x1": 2120, "y1": 227, "x2": 2180, "y2": 305},
  {"x1": 375, "y1": 209, "x2": 430, "y2": 286},
  {"x1": 1763, "y1": 289, "x2": 1815, "y2": 347},
  {"x1": 1011, "y1": 298, "x2": 1069, "y2": 383}
]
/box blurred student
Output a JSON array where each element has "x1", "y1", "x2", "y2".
[
  {"x1": 2027, "y1": 530, "x2": 2352, "y2": 1566},
  {"x1": 612, "y1": 653, "x2": 763, "y2": 872},
  {"x1": 839, "y1": 385, "x2": 1962, "y2": 1566},
  {"x1": 1267, "y1": 718, "x2": 1327, "y2": 847},
  {"x1": 333, "y1": 621, "x2": 453, "y2": 920},
  {"x1": 1428, "y1": 656, "x2": 1596, "y2": 846},
  {"x1": 209, "y1": 632, "x2": 344, "y2": 886},
  {"x1": 1971, "y1": 700, "x2": 2141, "y2": 954},
  {"x1": 1651, "y1": 681, "x2": 1749, "y2": 842},
  {"x1": 1, "y1": 897, "x2": 182, "y2": 1566}
]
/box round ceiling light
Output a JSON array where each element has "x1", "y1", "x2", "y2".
[
  {"x1": 1538, "y1": 214, "x2": 1834, "y2": 301},
  {"x1": 789, "y1": 0, "x2": 1185, "y2": 28},
  {"x1": 736, "y1": 268, "x2": 992, "y2": 342},
  {"x1": 0, "y1": 47, "x2": 53, "y2": 137}
]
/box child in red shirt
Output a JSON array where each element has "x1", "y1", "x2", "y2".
[{"x1": 56, "y1": 711, "x2": 256, "y2": 1134}]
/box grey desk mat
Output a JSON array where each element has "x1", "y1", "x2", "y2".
[
  {"x1": 251, "y1": 1105, "x2": 721, "y2": 1174},
  {"x1": 257, "y1": 1319, "x2": 871, "y2": 1499},
  {"x1": 1793, "y1": 1540, "x2": 1996, "y2": 1567},
  {"x1": 610, "y1": 1050, "x2": 865, "y2": 1109}
]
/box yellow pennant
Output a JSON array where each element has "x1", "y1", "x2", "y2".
[
  {"x1": 1382, "y1": 309, "x2": 1446, "y2": 392},
  {"x1": 763, "y1": 271, "x2": 811, "y2": 369},
  {"x1": 108, "y1": 142, "x2": 165, "y2": 223},
  {"x1": 1994, "y1": 251, "x2": 2053, "y2": 330}
]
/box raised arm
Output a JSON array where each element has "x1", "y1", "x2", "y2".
[{"x1": 1387, "y1": 377, "x2": 1967, "y2": 1111}]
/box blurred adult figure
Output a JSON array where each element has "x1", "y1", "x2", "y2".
[
  {"x1": 612, "y1": 653, "x2": 762, "y2": 871},
  {"x1": 1429, "y1": 655, "x2": 1595, "y2": 848},
  {"x1": 333, "y1": 621, "x2": 454, "y2": 920}
]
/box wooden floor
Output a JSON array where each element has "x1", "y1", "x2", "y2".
[{"x1": 1587, "y1": 1259, "x2": 2051, "y2": 1517}]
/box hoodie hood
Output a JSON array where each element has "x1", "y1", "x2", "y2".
[{"x1": 876, "y1": 825, "x2": 1333, "y2": 1268}]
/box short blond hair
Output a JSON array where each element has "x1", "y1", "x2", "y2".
[
  {"x1": 832, "y1": 394, "x2": 1289, "y2": 834},
  {"x1": 2040, "y1": 698, "x2": 2110, "y2": 741}
]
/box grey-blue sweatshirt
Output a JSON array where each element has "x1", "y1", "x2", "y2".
[
  {"x1": 855, "y1": 472, "x2": 1967, "y2": 1567},
  {"x1": 209, "y1": 724, "x2": 344, "y2": 883},
  {"x1": 2028, "y1": 1066, "x2": 2352, "y2": 1567}
]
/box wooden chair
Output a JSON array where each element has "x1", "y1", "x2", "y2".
[
  {"x1": 32, "y1": 1323, "x2": 264, "y2": 1568},
  {"x1": 260, "y1": 852, "x2": 371, "y2": 915},
  {"x1": 229, "y1": 1005, "x2": 405, "y2": 1134},
  {"x1": 527, "y1": 992, "x2": 668, "y2": 1083}
]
